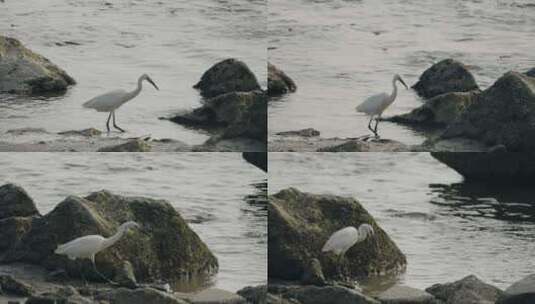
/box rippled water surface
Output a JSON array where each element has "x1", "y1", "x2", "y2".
[
  {"x1": 268, "y1": 0, "x2": 535, "y2": 144},
  {"x1": 270, "y1": 153, "x2": 535, "y2": 290},
  {"x1": 0, "y1": 0, "x2": 266, "y2": 145},
  {"x1": 0, "y1": 153, "x2": 267, "y2": 292}
]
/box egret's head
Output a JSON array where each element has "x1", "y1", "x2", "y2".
[
  {"x1": 141, "y1": 74, "x2": 160, "y2": 91},
  {"x1": 120, "y1": 221, "x2": 140, "y2": 231},
  {"x1": 359, "y1": 223, "x2": 375, "y2": 239},
  {"x1": 394, "y1": 74, "x2": 408, "y2": 90}
]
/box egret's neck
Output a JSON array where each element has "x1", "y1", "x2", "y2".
[
  {"x1": 390, "y1": 78, "x2": 398, "y2": 102},
  {"x1": 101, "y1": 226, "x2": 127, "y2": 250},
  {"x1": 126, "y1": 77, "x2": 144, "y2": 100}
]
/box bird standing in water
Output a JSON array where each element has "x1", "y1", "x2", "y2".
[
  {"x1": 54, "y1": 221, "x2": 140, "y2": 284},
  {"x1": 83, "y1": 74, "x2": 159, "y2": 133},
  {"x1": 356, "y1": 74, "x2": 408, "y2": 137}
]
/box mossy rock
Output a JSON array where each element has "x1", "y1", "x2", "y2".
[
  {"x1": 268, "y1": 188, "x2": 406, "y2": 281},
  {"x1": 194, "y1": 58, "x2": 260, "y2": 98},
  {"x1": 0, "y1": 36, "x2": 75, "y2": 94},
  {"x1": 1, "y1": 190, "x2": 218, "y2": 283}
]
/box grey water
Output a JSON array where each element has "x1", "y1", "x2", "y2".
[
  {"x1": 268, "y1": 0, "x2": 535, "y2": 144},
  {"x1": 0, "y1": 0, "x2": 266, "y2": 145},
  {"x1": 0, "y1": 153, "x2": 267, "y2": 292},
  {"x1": 269, "y1": 153, "x2": 535, "y2": 290}
]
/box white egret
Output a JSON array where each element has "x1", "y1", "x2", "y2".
[
  {"x1": 83, "y1": 74, "x2": 159, "y2": 133},
  {"x1": 55, "y1": 221, "x2": 140, "y2": 284},
  {"x1": 356, "y1": 74, "x2": 408, "y2": 137},
  {"x1": 322, "y1": 224, "x2": 375, "y2": 276}
]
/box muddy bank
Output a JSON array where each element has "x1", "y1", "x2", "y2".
[{"x1": 0, "y1": 127, "x2": 262, "y2": 152}]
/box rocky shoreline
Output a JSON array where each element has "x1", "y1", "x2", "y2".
[
  {"x1": 0, "y1": 183, "x2": 258, "y2": 304},
  {"x1": 266, "y1": 188, "x2": 535, "y2": 304}
]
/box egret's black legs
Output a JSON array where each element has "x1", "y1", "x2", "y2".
[
  {"x1": 367, "y1": 116, "x2": 375, "y2": 134},
  {"x1": 373, "y1": 118, "x2": 380, "y2": 138},
  {"x1": 106, "y1": 112, "x2": 113, "y2": 133},
  {"x1": 91, "y1": 256, "x2": 117, "y2": 285},
  {"x1": 112, "y1": 111, "x2": 125, "y2": 133}
]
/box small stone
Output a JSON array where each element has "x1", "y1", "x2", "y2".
[
  {"x1": 97, "y1": 139, "x2": 151, "y2": 152},
  {"x1": 377, "y1": 285, "x2": 436, "y2": 304}
]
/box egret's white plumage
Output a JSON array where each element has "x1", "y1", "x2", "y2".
[
  {"x1": 83, "y1": 74, "x2": 159, "y2": 132},
  {"x1": 55, "y1": 221, "x2": 140, "y2": 283},
  {"x1": 322, "y1": 224, "x2": 375, "y2": 257},
  {"x1": 356, "y1": 74, "x2": 408, "y2": 137}
]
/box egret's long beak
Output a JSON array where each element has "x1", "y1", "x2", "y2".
[
  {"x1": 399, "y1": 77, "x2": 408, "y2": 90},
  {"x1": 147, "y1": 77, "x2": 159, "y2": 90}
]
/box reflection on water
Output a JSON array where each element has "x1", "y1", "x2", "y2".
[
  {"x1": 0, "y1": 153, "x2": 266, "y2": 292},
  {"x1": 270, "y1": 153, "x2": 535, "y2": 290},
  {"x1": 430, "y1": 182, "x2": 535, "y2": 225},
  {"x1": 268, "y1": 0, "x2": 535, "y2": 143}
]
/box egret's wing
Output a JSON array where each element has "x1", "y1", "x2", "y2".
[
  {"x1": 356, "y1": 92, "x2": 388, "y2": 115},
  {"x1": 55, "y1": 235, "x2": 104, "y2": 256},
  {"x1": 82, "y1": 89, "x2": 128, "y2": 112},
  {"x1": 322, "y1": 226, "x2": 358, "y2": 255}
]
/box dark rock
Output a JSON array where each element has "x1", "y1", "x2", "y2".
[
  {"x1": 377, "y1": 285, "x2": 437, "y2": 304},
  {"x1": 26, "y1": 286, "x2": 92, "y2": 304},
  {"x1": 0, "y1": 275, "x2": 33, "y2": 296},
  {"x1": 177, "y1": 288, "x2": 247, "y2": 304},
  {"x1": 171, "y1": 91, "x2": 267, "y2": 142},
  {"x1": 497, "y1": 274, "x2": 535, "y2": 304},
  {"x1": 58, "y1": 128, "x2": 102, "y2": 137},
  {"x1": 237, "y1": 285, "x2": 267, "y2": 304},
  {"x1": 268, "y1": 63, "x2": 297, "y2": 96},
  {"x1": 276, "y1": 128, "x2": 320, "y2": 137},
  {"x1": 426, "y1": 275, "x2": 504, "y2": 304},
  {"x1": 413, "y1": 59, "x2": 479, "y2": 99},
  {"x1": 270, "y1": 284, "x2": 380, "y2": 304},
  {"x1": 96, "y1": 287, "x2": 187, "y2": 304},
  {"x1": 97, "y1": 139, "x2": 151, "y2": 152},
  {"x1": 525, "y1": 68, "x2": 535, "y2": 77},
  {"x1": 0, "y1": 36, "x2": 75, "y2": 95},
  {"x1": 194, "y1": 58, "x2": 260, "y2": 98},
  {"x1": 441, "y1": 72, "x2": 535, "y2": 151},
  {"x1": 115, "y1": 261, "x2": 138, "y2": 289},
  {"x1": 431, "y1": 152, "x2": 535, "y2": 183},
  {"x1": 268, "y1": 188, "x2": 406, "y2": 281},
  {"x1": 301, "y1": 258, "x2": 326, "y2": 286},
  {"x1": 0, "y1": 189, "x2": 218, "y2": 283},
  {"x1": 386, "y1": 91, "x2": 478, "y2": 127},
  {"x1": 242, "y1": 152, "x2": 267, "y2": 172},
  {"x1": 0, "y1": 183, "x2": 39, "y2": 219},
  {"x1": 317, "y1": 139, "x2": 410, "y2": 152}
]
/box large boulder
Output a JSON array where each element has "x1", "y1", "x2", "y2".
[
  {"x1": 425, "y1": 275, "x2": 504, "y2": 304},
  {"x1": 317, "y1": 139, "x2": 411, "y2": 152},
  {"x1": 0, "y1": 183, "x2": 39, "y2": 219},
  {"x1": 268, "y1": 63, "x2": 296, "y2": 97},
  {"x1": 0, "y1": 189, "x2": 218, "y2": 283},
  {"x1": 386, "y1": 91, "x2": 478, "y2": 127},
  {"x1": 268, "y1": 188, "x2": 406, "y2": 281},
  {"x1": 96, "y1": 287, "x2": 188, "y2": 304},
  {"x1": 171, "y1": 90, "x2": 267, "y2": 142},
  {"x1": 497, "y1": 274, "x2": 535, "y2": 304},
  {"x1": 412, "y1": 59, "x2": 479, "y2": 99},
  {"x1": 0, "y1": 36, "x2": 75, "y2": 94},
  {"x1": 431, "y1": 151, "x2": 535, "y2": 182},
  {"x1": 193, "y1": 58, "x2": 261, "y2": 98},
  {"x1": 441, "y1": 72, "x2": 535, "y2": 151}
]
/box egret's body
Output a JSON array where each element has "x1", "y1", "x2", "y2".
[
  {"x1": 55, "y1": 221, "x2": 140, "y2": 283},
  {"x1": 356, "y1": 74, "x2": 408, "y2": 137},
  {"x1": 322, "y1": 224, "x2": 375, "y2": 257},
  {"x1": 83, "y1": 74, "x2": 159, "y2": 133}
]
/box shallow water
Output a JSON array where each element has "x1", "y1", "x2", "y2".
[
  {"x1": 268, "y1": 0, "x2": 535, "y2": 144},
  {"x1": 0, "y1": 153, "x2": 267, "y2": 292},
  {"x1": 0, "y1": 0, "x2": 266, "y2": 145},
  {"x1": 269, "y1": 153, "x2": 535, "y2": 290}
]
